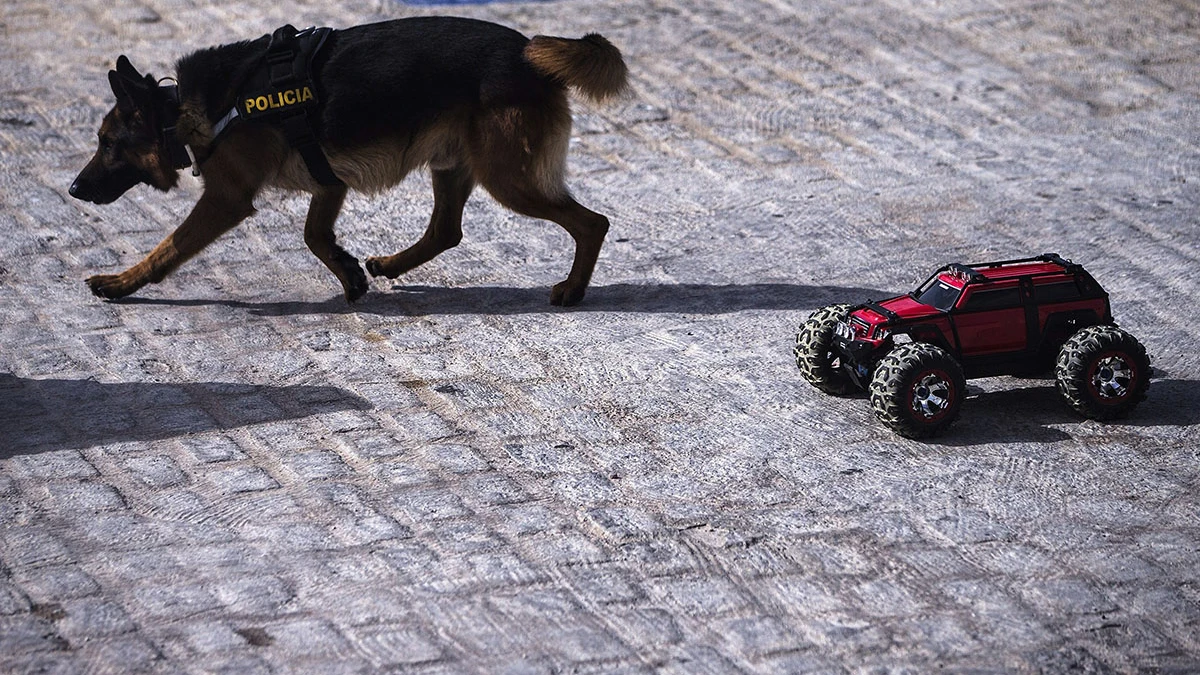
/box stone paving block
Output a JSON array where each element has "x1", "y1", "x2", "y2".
[
  {"x1": 562, "y1": 565, "x2": 648, "y2": 605},
  {"x1": 1019, "y1": 578, "x2": 1121, "y2": 617},
  {"x1": 349, "y1": 623, "x2": 445, "y2": 667},
  {"x1": 416, "y1": 443, "x2": 491, "y2": 474},
  {"x1": 12, "y1": 565, "x2": 101, "y2": 603},
  {"x1": 330, "y1": 512, "x2": 413, "y2": 547},
  {"x1": 79, "y1": 636, "x2": 165, "y2": 672},
  {"x1": 341, "y1": 431, "x2": 411, "y2": 460},
  {"x1": 276, "y1": 448, "x2": 352, "y2": 481},
  {"x1": 205, "y1": 466, "x2": 281, "y2": 495},
  {"x1": 237, "y1": 522, "x2": 337, "y2": 552},
  {"x1": 168, "y1": 619, "x2": 254, "y2": 655},
  {"x1": 0, "y1": 581, "x2": 30, "y2": 615},
  {"x1": 191, "y1": 652, "x2": 272, "y2": 675},
  {"x1": 651, "y1": 576, "x2": 754, "y2": 618},
  {"x1": 488, "y1": 502, "x2": 572, "y2": 537},
  {"x1": 657, "y1": 645, "x2": 746, "y2": 675},
  {"x1": 0, "y1": 615, "x2": 68, "y2": 655},
  {"x1": 1067, "y1": 547, "x2": 1165, "y2": 584},
  {"x1": 54, "y1": 596, "x2": 137, "y2": 640},
  {"x1": 373, "y1": 540, "x2": 440, "y2": 580},
  {"x1": 428, "y1": 520, "x2": 507, "y2": 556},
  {"x1": 178, "y1": 435, "x2": 247, "y2": 464},
  {"x1": 1, "y1": 528, "x2": 75, "y2": 570},
  {"x1": 257, "y1": 618, "x2": 353, "y2": 658},
  {"x1": 6, "y1": 450, "x2": 99, "y2": 481},
  {"x1": 212, "y1": 576, "x2": 297, "y2": 617},
  {"x1": 459, "y1": 471, "x2": 531, "y2": 507},
  {"x1": 518, "y1": 530, "x2": 611, "y2": 567},
  {"x1": 716, "y1": 614, "x2": 807, "y2": 658},
  {"x1": 123, "y1": 454, "x2": 188, "y2": 489},
  {"x1": 386, "y1": 487, "x2": 473, "y2": 523},
  {"x1": 42, "y1": 480, "x2": 128, "y2": 512}
]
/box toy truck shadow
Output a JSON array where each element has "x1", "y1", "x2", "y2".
[
  {"x1": 925, "y1": 376, "x2": 1195, "y2": 446},
  {"x1": 794, "y1": 254, "x2": 1152, "y2": 439}
]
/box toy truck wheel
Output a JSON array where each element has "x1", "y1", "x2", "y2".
[
  {"x1": 1055, "y1": 325, "x2": 1150, "y2": 420},
  {"x1": 794, "y1": 304, "x2": 857, "y2": 395},
  {"x1": 868, "y1": 343, "x2": 966, "y2": 438}
]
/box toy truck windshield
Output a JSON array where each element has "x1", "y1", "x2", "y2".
[{"x1": 912, "y1": 274, "x2": 962, "y2": 311}]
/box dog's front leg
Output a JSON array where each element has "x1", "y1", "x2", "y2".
[
  {"x1": 303, "y1": 185, "x2": 368, "y2": 302},
  {"x1": 87, "y1": 187, "x2": 256, "y2": 299}
]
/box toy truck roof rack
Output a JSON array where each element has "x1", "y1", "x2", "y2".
[{"x1": 921, "y1": 252, "x2": 1085, "y2": 289}]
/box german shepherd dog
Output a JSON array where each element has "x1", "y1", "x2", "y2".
[{"x1": 70, "y1": 17, "x2": 628, "y2": 306}]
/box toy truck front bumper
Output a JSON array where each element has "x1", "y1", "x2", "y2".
[{"x1": 830, "y1": 326, "x2": 888, "y2": 389}]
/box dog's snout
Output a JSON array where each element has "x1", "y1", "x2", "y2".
[{"x1": 69, "y1": 177, "x2": 97, "y2": 203}]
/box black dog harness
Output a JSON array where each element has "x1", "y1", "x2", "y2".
[{"x1": 161, "y1": 24, "x2": 343, "y2": 186}]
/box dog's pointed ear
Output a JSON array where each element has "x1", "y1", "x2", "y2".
[
  {"x1": 109, "y1": 69, "x2": 131, "y2": 110},
  {"x1": 108, "y1": 57, "x2": 155, "y2": 116},
  {"x1": 115, "y1": 55, "x2": 142, "y2": 81},
  {"x1": 108, "y1": 69, "x2": 139, "y2": 114}
]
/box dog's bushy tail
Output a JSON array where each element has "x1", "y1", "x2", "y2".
[{"x1": 524, "y1": 33, "x2": 629, "y2": 102}]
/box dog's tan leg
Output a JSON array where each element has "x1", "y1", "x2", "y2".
[
  {"x1": 86, "y1": 187, "x2": 256, "y2": 299},
  {"x1": 365, "y1": 165, "x2": 474, "y2": 280},
  {"x1": 303, "y1": 185, "x2": 368, "y2": 302},
  {"x1": 487, "y1": 189, "x2": 609, "y2": 306},
  {"x1": 466, "y1": 102, "x2": 608, "y2": 306}
]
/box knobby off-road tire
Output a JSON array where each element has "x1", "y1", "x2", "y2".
[
  {"x1": 869, "y1": 343, "x2": 966, "y2": 439},
  {"x1": 1055, "y1": 325, "x2": 1150, "y2": 420},
  {"x1": 794, "y1": 304, "x2": 857, "y2": 395}
]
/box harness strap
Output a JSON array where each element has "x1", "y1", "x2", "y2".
[
  {"x1": 264, "y1": 25, "x2": 343, "y2": 186},
  {"x1": 206, "y1": 24, "x2": 343, "y2": 186}
]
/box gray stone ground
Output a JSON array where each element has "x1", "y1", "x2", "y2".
[{"x1": 1, "y1": 0, "x2": 1198, "y2": 671}]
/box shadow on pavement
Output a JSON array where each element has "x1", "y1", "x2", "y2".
[
  {"x1": 0, "y1": 374, "x2": 371, "y2": 457},
  {"x1": 932, "y1": 378, "x2": 1199, "y2": 446},
  {"x1": 115, "y1": 282, "x2": 893, "y2": 316}
]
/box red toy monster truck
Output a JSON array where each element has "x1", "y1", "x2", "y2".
[{"x1": 795, "y1": 253, "x2": 1150, "y2": 438}]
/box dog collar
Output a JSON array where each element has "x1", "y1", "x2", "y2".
[{"x1": 157, "y1": 82, "x2": 193, "y2": 172}]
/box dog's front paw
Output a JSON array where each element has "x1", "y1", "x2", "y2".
[
  {"x1": 343, "y1": 262, "x2": 370, "y2": 303},
  {"x1": 87, "y1": 274, "x2": 137, "y2": 300},
  {"x1": 550, "y1": 280, "x2": 587, "y2": 307}
]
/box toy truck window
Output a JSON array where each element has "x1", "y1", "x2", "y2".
[
  {"x1": 914, "y1": 276, "x2": 962, "y2": 311},
  {"x1": 960, "y1": 287, "x2": 1021, "y2": 311},
  {"x1": 1035, "y1": 280, "x2": 1082, "y2": 303}
]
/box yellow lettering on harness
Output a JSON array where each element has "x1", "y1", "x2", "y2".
[{"x1": 242, "y1": 86, "x2": 316, "y2": 115}]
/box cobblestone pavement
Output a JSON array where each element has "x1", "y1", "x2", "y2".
[{"x1": 2, "y1": 0, "x2": 1199, "y2": 671}]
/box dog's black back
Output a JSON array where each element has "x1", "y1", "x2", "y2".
[{"x1": 178, "y1": 18, "x2": 554, "y2": 152}]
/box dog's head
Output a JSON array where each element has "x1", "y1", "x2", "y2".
[{"x1": 70, "y1": 56, "x2": 181, "y2": 204}]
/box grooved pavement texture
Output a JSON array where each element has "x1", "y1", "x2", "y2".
[{"x1": 2, "y1": 0, "x2": 1199, "y2": 672}]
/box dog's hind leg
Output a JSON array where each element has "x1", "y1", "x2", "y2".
[
  {"x1": 486, "y1": 186, "x2": 609, "y2": 307},
  {"x1": 365, "y1": 165, "x2": 474, "y2": 280},
  {"x1": 470, "y1": 104, "x2": 609, "y2": 307},
  {"x1": 304, "y1": 185, "x2": 369, "y2": 302}
]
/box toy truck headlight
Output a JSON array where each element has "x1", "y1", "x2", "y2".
[
  {"x1": 873, "y1": 326, "x2": 890, "y2": 340},
  {"x1": 835, "y1": 321, "x2": 854, "y2": 339}
]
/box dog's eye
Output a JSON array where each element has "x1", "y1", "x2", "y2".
[{"x1": 99, "y1": 137, "x2": 115, "y2": 152}]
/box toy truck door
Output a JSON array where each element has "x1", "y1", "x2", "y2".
[{"x1": 952, "y1": 283, "x2": 1027, "y2": 355}]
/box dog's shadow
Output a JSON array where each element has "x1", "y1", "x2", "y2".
[
  {"x1": 0, "y1": 374, "x2": 371, "y2": 458},
  {"x1": 117, "y1": 282, "x2": 893, "y2": 316}
]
